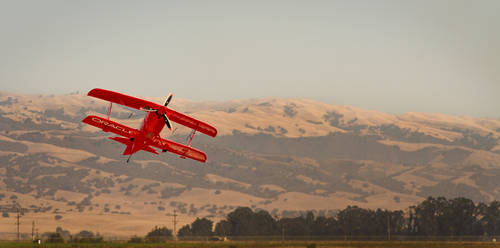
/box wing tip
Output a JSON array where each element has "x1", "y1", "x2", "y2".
[
  {"x1": 81, "y1": 115, "x2": 96, "y2": 123},
  {"x1": 87, "y1": 88, "x2": 99, "y2": 96},
  {"x1": 87, "y1": 88, "x2": 110, "y2": 97}
]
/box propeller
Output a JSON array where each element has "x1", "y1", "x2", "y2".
[
  {"x1": 162, "y1": 113, "x2": 172, "y2": 130},
  {"x1": 164, "y1": 93, "x2": 173, "y2": 107},
  {"x1": 162, "y1": 93, "x2": 173, "y2": 130},
  {"x1": 139, "y1": 93, "x2": 174, "y2": 131}
]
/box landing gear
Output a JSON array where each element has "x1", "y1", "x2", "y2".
[{"x1": 126, "y1": 155, "x2": 132, "y2": 163}]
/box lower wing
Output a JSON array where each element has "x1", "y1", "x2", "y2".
[
  {"x1": 83, "y1": 115, "x2": 206, "y2": 162},
  {"x1": 149, "y1": 136, "x2": 207, "y2": 162}
]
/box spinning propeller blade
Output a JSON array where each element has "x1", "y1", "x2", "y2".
[
  {"x1": 162, "y1": 113, "x2": 172, "y2": 131},
  {"x1": 162, "y1": 93, "x2": 174, "y2": 130},
  {"x1": 164, "y1": 93, "x2": 173, "y2": 107}
]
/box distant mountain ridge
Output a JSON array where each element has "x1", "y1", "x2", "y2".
[{"x1": 0, "y1": 91, "x2": 499, "y2": 237}]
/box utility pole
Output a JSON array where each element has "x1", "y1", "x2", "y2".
[
  {"x1": 172, "y1": 209, "x2": 178, "y2": 248},
  {"x1": 16, "y1": 208, "x2": 20, "y2": 241},
  {"x1": 173, "y1": 209, "x2": 178, "y2": 241},
  {"x1": 31, "y1": 220, "x2": 34, "y2": 241}
]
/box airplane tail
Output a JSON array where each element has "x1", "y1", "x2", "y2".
[{"x1": 109, "y1": 137, "x2": 158, "y2": 155}]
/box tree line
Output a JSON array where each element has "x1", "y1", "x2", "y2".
[
  {"x1": 172, "y1": 197, "x2": 500, "y2": 239},
  {"x1": 42, "y1": 196, "x2": 500, "y2": 243}
]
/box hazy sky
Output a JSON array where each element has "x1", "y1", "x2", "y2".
[{"x1": 1, "y1": 0, "x2": 499, "y2": 117}]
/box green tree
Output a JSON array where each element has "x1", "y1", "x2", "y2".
[
  {"x1": 388, "y1": 210, "x2": 406, "y2": 235},
  {"x1": 223, "y1": 207, "x2": 279, "y2": 236},
  {"x1": 191, "y1": 218, "x2": 214, "y2": 236},
  {"x1": 337, "y1": 206, "x2": 376, "y2": 236},
  {"x1": 128, "y1": 236, "x2": 144, "y2": 243},
  {"x1": 46, "y1": 232, "x2": 64, "y2": 243},
  {"x1": 280, "y1": 216, "x2": 309, "y2": 236},
  {"x1": 72, "y1": 230, "x2": 103, "y2": 243},
  {"x1": 177, "y1": 225, "x2": 192, "y2": 237},
  {"x1": 253, "y1": 210, "x2": 279, "y2": 235},
  {"x1": 311, "y1": 216, "x2": 341, "y2": 236},
  {"x1": 478, "y1": 201, "x2": 500, "y2": 235},
  {"x1": 55, "y1": 227, "x2": 71, "y2": 242},
  {"x1": 146, "y1": 226, "x2": 173, "y2": 242},
  {"x1": 413, "y1": 197, "x2": 444, "y2": 235},
  {"x1": 227, "y1": 207, "x2": 255, "y2": 236},
  {"x1": 448, "y1": 197, "x2": 480, "y2": 235},
  {"x1": 214, "y1": 220, "x2": 231, "y2": 236},
  {"x1": 412, "y1": 196, "x2": 482, "y2": 236}
]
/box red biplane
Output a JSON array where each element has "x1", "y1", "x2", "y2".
[{"x1": 81, "y1": 88, "x2": 217, "y2": 163}]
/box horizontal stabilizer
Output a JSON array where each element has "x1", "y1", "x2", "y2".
[
  {"x1": 109, "y1": 136, "x2": 130, "y2": 145},
  {"x1": 123, "y1": 143, "x2": 134, "y2": 155},
  {"x1": 142, "y1": 145, "x2": 159, "y2": 155},
  {"x1": 110, "y1": 137, "x2": 158, "y2": 155}
]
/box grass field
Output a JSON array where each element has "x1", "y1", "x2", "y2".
[{"x1": 1, "y1": 241, "x2": 500, "y2": 248}]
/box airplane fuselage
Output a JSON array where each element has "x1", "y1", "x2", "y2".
[
  {"x1": 121, "y1": 112, "x2": 167, "y2": 157},
  {"x1": 139, "y1": 112, "x2": 166, "y2": 139}
]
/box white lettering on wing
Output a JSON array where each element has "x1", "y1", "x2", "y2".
[
  {"x1": 91, "y1": 117, "x2": 132, "y2": 135},
  {"x1": 172, "y1": 113, "x2": 213, "y2": 135}
]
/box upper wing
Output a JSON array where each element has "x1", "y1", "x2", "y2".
[
  {"x1": 166, "y1": 109, "x2": 217, "y2": 137},
  {"x1": 88, "y1": 88, "x2": 163, "y2": 111},
  {"x1": 149, "y1": 135, "x2": 207, "y2": 162},
  {"x1": 88, "y1": 88, "x2": 217, "y2": 137},
  {"x1": 82, "y1": 115, "x2": 138, "y2": 138}
]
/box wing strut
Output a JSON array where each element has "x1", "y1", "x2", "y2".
[
  {"x1": 187, "y1": 130, "x2": 196, "y2": 147},
  {"x1": 107, "y1": 102, "x2": 113, "y2": 120}
]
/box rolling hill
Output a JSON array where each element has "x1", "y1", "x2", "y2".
[{"x1": 0, "y1": 91, "x2": 499, "y2": 238}]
